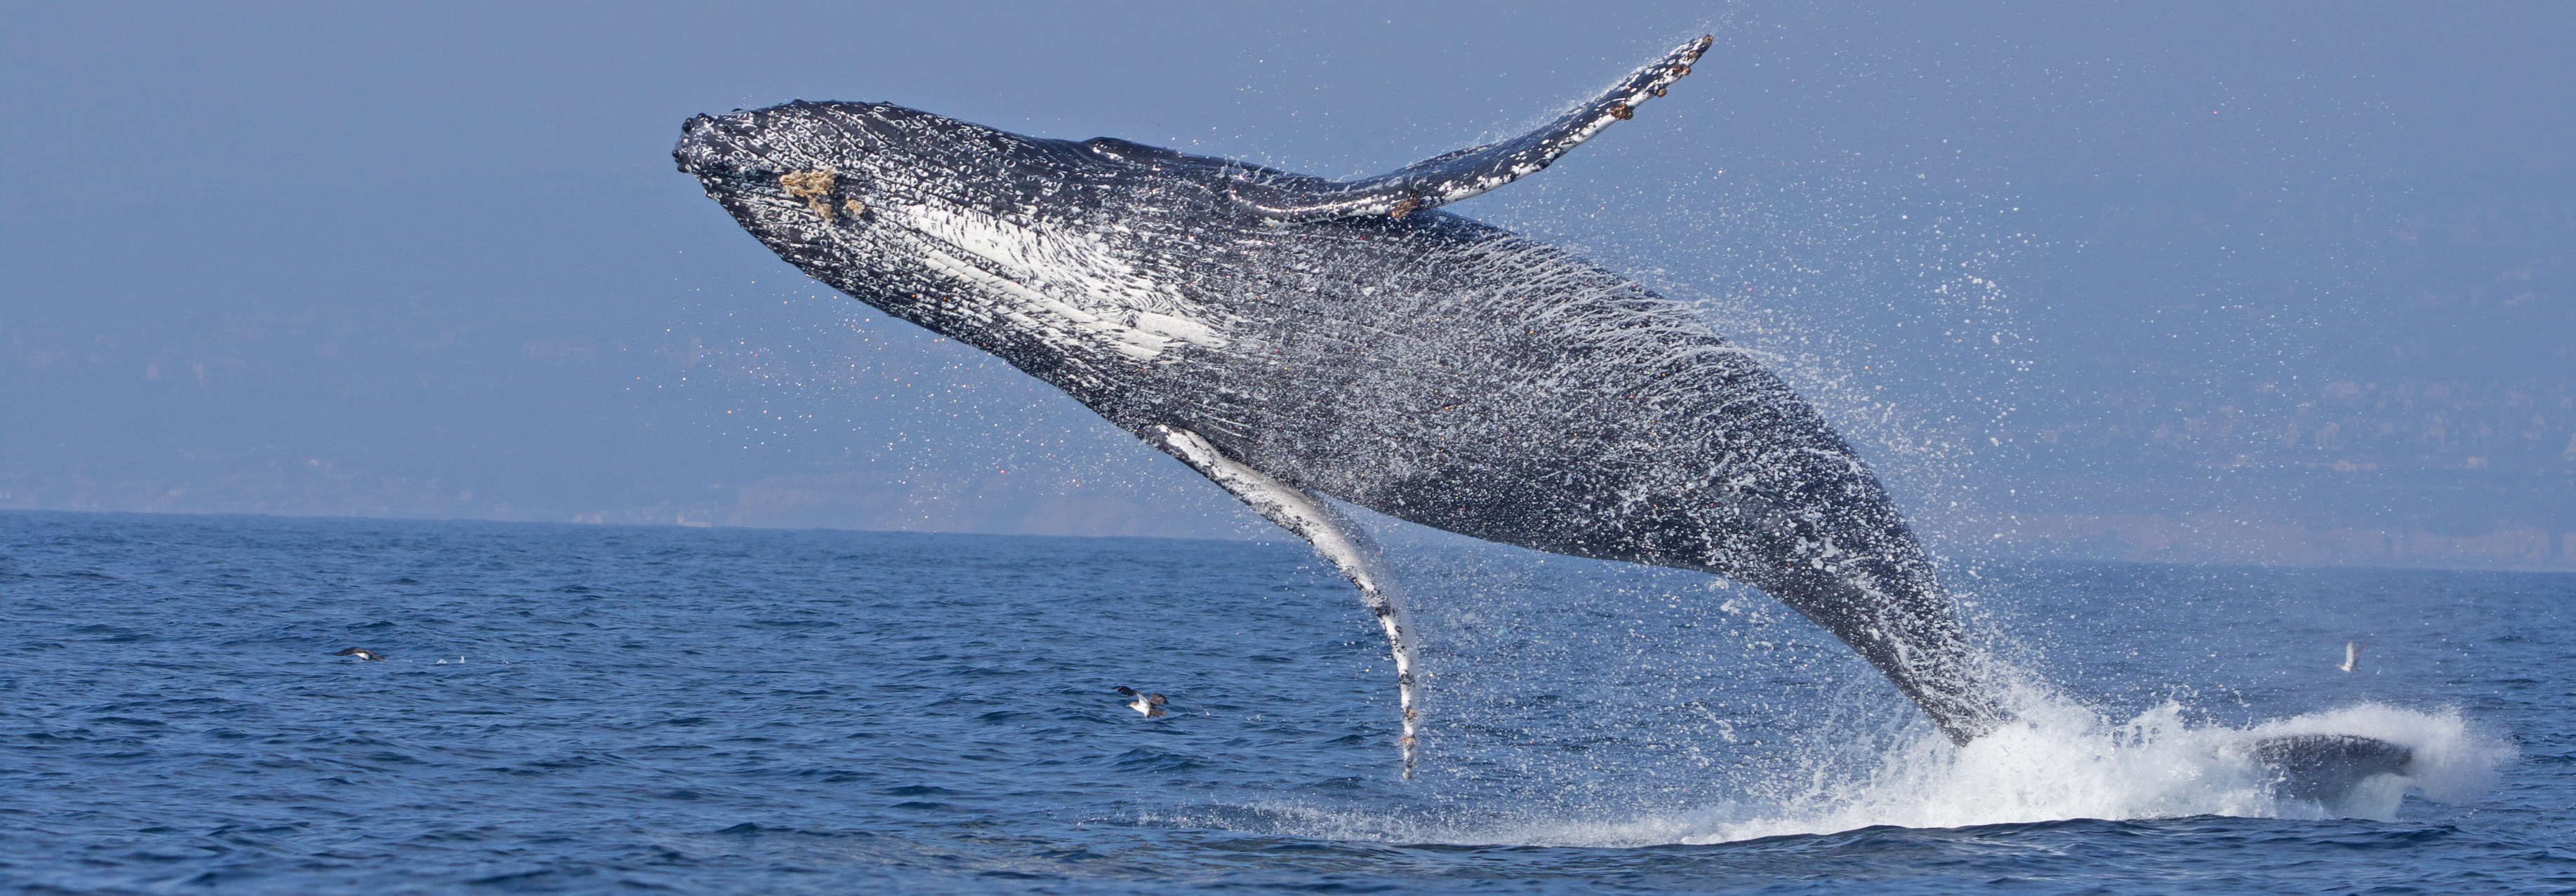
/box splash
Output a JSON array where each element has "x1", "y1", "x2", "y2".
[
  {"x1": 1662, "y1": 697, "x2": 2508, "y2": 844},
  {"x1": 1184, "y1": 691, "x2": 2508, "y2": 849}
]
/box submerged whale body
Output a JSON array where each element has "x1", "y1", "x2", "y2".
[
  {"x1": 2252, "y1": 734, "x2": 2414, "y2": 804},
  {"x1": 674, "y1": 35, "x2": 2010, "y2": 770}
]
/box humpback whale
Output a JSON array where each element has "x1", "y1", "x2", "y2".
[
  {"x1": 676, "y1": 35, "x2": 1998, "y2": 770},
  {"x1": 675, "y1": 35, "x2": 2410, "y2": 794}
]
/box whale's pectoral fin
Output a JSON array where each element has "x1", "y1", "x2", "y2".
[
  {"x1": 1227, "y1": 34, "x2": 1711, "y2": 222},
  {"x1": 1143, "y1": 424, "x2": 1421, "y2": 777}
]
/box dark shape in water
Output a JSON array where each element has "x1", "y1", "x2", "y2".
[
  {"x1": 2251, "y1": 733, "x2": 2414, "y2": 803},
  {"x1": 673, "y1": 34, "x2": 2006, "y2": 771},
  {"x1": 333, "y1": 647, "x2": 384, "y2": 661}
]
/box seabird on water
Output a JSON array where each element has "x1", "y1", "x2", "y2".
[
  {"x1": 2338, "y1": 640, "x2": 2363, "y2": 673},
  {"x1": 333, "y1": 648, "x2": 385, "y2": 662},
  {"x1": 1113, "y1": 686, "x2": 1169, "y2": 718}
]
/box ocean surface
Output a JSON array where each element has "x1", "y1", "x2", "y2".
[{"x1": 1, "y1": 510, "x2": 2568, "y2": 894}]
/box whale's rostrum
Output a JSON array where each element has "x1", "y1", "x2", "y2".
[{"x1": 675, "y1": 35, "x2": 2015, "y2": 774}]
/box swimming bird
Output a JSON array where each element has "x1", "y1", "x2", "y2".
[
  {"x1": 2338, "y1": 640, "x2": 2363, "y2": 673},
  {"x1": 333, "y1": 648, "x2": 385, "y2": 661},
  {"x1": 1113, "y1": 686, "x2": 1169, "y2": 718}
]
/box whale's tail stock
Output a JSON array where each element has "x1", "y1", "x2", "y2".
[
  {"x1": 1761, "y1": 563, "x2": 2417, "y2": 807},
  {"x1": 1732, "y1": 549, "x2": 2012, "y2": 748}
]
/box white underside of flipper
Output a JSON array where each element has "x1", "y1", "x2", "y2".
[{"x1": 1144, "y1": 424, "x2": 1421, "y2": 777}]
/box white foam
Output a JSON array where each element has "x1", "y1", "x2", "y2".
[
  {"x1": 1616, "y1": 697, "x2": 2500, "y2": 846},
  {"x1": 1195, "y1": 693, "x2": 2509, "y2": 848},
  {"x1": 1664, "y1": 700, "x2": 2452, "y2": 843}
]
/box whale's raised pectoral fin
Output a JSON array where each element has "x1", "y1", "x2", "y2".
[
  {"x1": 1143, "y1": 424, "x2": 1421, "y2": 777},
  {"x1": 1228, "y1": 34, "x2": 1712, "y2": 222}
]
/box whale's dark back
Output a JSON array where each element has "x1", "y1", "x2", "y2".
[{"x1": 679, "y1": 101, "x2": 2005, "y2": 744}]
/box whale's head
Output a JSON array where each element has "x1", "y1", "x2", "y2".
[
  {"x1": 675, "y1": 101, "x2": 1226, "y2": 361},
  {"x1": 673, "y1": 101, "x2": 964, "y2": 289},
  {"x1": 675, "y1": 102, "x2": 1101, "y2": 295}
]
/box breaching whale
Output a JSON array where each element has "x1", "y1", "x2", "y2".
[
  {"x1": 674, "y1": 34, "x2": 2408, "y2": 793},
  {"x1": 675, "y1": 35, "x2": 1994, "y2": 769}
]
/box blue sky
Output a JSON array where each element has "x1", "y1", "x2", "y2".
[{"x1": 4, "y1": 2, "x2": 2568, "y2": 565}]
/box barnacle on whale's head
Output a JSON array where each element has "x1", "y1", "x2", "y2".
[
  {"x1": 778, "y1": 166, "x2": 838, "y2": 219},
  {"x1": 675, "y1": 102, "x2": 903, "y2": 232}
]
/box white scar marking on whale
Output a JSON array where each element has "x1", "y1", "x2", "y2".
[{"x1": 900, "y1": 203, "x2": 1230, "y2": 361}]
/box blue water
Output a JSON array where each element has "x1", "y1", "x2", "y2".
[{"x1": 2, "y1": 510, "x2": 2568, "y2": 893}]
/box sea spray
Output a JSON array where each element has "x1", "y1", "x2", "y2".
[
  {"x1": 1185, "y1": 698, "x2": 2504, "y2": 848},
  {"x1": 1710, "y1": 701, "x2": 2507, "y2": 842}
]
